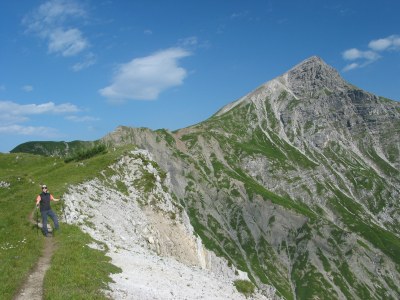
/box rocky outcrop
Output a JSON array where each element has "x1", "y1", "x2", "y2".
[{"x1": 63, "y1": 149, "x2": 275, "y2": 299}]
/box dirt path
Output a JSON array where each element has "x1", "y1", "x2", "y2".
[{"x1": 13, "y1": 211, "x2": 57, "y2": 300}]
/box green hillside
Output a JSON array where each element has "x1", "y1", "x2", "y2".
[
  {"x1": 10, "y1": 140, "x2": 96, "y2": 157},
  {"x1": 0, "y1": 146, "x2": 133, "y2": 299}
]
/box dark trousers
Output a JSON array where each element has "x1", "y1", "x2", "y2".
[{"x1": 41, "y1": 209, "x2": 59, "y2": 235}]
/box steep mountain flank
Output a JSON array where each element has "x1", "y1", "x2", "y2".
[
  {"x1": 101, "y1": 57, "x2": 400, "y2": 299},
  {"x1": 62, "y1": 149, "x2": 271, "y2": 299}
]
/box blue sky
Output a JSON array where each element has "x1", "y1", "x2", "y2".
[{"x1": 1, "y1": 0, "x2": 399, "y2": 152}]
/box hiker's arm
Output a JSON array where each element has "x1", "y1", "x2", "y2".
[
  {"x1": 50, "y1": 194, "x2": 60, "y2": 202},
  {"x1": 35, "y1": 195, "x2": 41, "y2": 207}
]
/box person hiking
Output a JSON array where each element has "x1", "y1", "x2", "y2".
[{"x1": 35, "y1": 184, "x2": 60, "y2": 237}]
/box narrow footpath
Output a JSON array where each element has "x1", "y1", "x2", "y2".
[{"x1": 13, "y1": 210, "x2": 56, "y2": 300}]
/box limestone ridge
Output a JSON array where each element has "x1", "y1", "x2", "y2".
[{"x1": 101, "y1": 57, "x2": 400, "y2": 299}]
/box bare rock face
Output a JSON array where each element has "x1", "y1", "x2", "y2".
[{"x1": 287, "y1": 56, "x2": 349, "y2": 96}]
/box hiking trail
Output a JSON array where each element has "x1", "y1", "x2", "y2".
[{"x1": 13, "y1": 210, "x2": 56, "y2": 300}]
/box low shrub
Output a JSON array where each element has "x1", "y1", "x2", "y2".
[
  {"x1": 65, "y1": 144, "x2": 107, "y2": 163},
  {"x1": 234, "y1": 279, "x2": 255, "y2": 297}
]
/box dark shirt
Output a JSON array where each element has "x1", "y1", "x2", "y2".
[{"x1": 38, "y1": 192, "x2": 52, "y2": 211}]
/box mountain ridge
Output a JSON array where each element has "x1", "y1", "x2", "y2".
[
  {"x1": 98, "y1": 57, "x2": 399, "y2": 298},
  {"x1": 9, "y1": 56, "x2": 400, "y2": 299}
]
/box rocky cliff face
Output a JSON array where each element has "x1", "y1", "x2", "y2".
[
  {"x1": 101, "y1": 57, "x2": 400, "y2": 299},
  {"x1": 63, "y1": 149, "x2": 272, "y2": 299}
]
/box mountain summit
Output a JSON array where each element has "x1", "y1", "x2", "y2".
[
  {"x1": 286, "y1": 56, "x2": 348, "y2": 95},
  {"x1": 219, "y1": 56, "x2": 365, "y2": 114},
  {"x1": 11, "y1": 57, "x2": 400, "y2": 299},
  {"x1": 216, "y1": 56, "x2": 399, "y2": 169}
]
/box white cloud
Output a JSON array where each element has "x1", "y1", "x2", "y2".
[
  {"x1": 0, "y1": 101, "x2": 79, "y2": 116},
  {"x1": 342, "y1": 62, "x2": 359, "y2": 72},
  {"x1": 0, "y1": 113, "x2": 29, "y2": 125},
  {"x1": 23, "y1": 0, "x2": 89, "y2": 58},
  {"x1": 33, "y1": 0, "x2": 85, "y2": 26},
  {"x1": 368, "y1": 35, "x2": 400, "y2": 51},
  {"x1": 342, "y1": 48, "x2": 379, "y2": 61},
  {"x1": 0, "y1": 125, "x2": 59, "y2": 136},
  {"x1": 99, "y1": 48, "x2": 191, "y2": 101},
  {"x1": 0, "y1": 100, "x2": 80, "y2": 136},
  {"x1": 0, "y1": 100, "x2": 79, "y2": 134},
  {"x1": 48, "y1": 28, "x2": 88, "y2": 57},
  {"x1": 342, "y1": 48, "x2": 380, "y2": 71},
  {"x1": 342, "y1": 34, "x2": 400, "y2": 71}
]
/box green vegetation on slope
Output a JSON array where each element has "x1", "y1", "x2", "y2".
[
  {"x1": 0, "y1": 146, "x2": 134, "y2": 299},
  {"x1": 64, "y1": 143, "x2": 107, "y2": 163},
  {"x1": 329, "y1": 189, "x2": 400, "y2": 266},
  {"x1": 45, "y1": 226, "x2": 120, "y2": 300},
  {"x1": 10, "y1": 140, "x2": 94, "y2": 157}
]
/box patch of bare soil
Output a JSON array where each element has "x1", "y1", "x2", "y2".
[{"x1": 13, "y1": 211, "x2": 57, "y2": 300}]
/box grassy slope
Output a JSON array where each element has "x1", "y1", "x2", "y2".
[{"x1": 0, "y1": 146, "x2": 134, "y2": 299}]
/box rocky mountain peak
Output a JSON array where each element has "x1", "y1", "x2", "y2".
[
  {"x1": 292, "y1": 55, "x2": 326, "y2": 67},
  {"x1": 285, "y1": 56, "x2": 348, "y2": 96},
  {"x1": 215, "y1": 56, "x2": 352, "y2": 117}
]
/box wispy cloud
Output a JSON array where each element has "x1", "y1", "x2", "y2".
[
  {"x1": 99, "y1": 48, "x2": 191, "y2": 101},
  {"x1": 48, "y1": 28, "x2": 88, "y2": 57},
  {"x1": 0, "y1": 101, "x2": 78, "y2": 117},
  {"x1": 23, "y1": 0, "x2": 90, "y2": 62},
  {"x1": 65, "y1": 115, "x2": 99, "y2": 122},
  {"x1": 342, "y1": 48, "x2": 380, "y2": 61},
  {"x1": 71, "y1": 53, "x2": 97, "y2": 72},
  {"x1": 0, "y1": 100, "x2": 79, "y2": 136},
  {"x1": 178, "y1": 36, "x2": 198, "y2": 47},
  {"x1": 342, "y1": 34, "x2": 400, "y2": 71},
  {"x1": 0, "y1": 125, "x2": 59, "y2": 137}
]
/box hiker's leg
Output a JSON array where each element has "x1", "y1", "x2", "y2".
[
  {"x1": 41, "y1": 210, "x2": 49, "y2": 236},
  {"x1": 48, "y1": 210, "x2": 59, "y2": 230}
]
